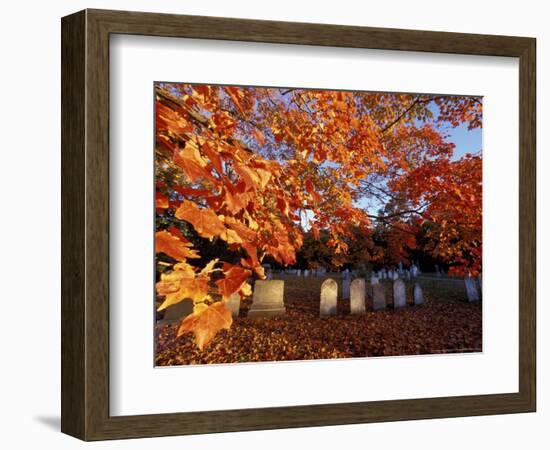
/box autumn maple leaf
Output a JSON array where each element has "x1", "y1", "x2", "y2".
[
  {"x1": 216, "y1": 263, "x2": 251, "y2": 300},
  {"x1": 156, "y1": 273, "x2": 209, "y2": 311},
  {"x1": 175, "y1": 200, "x2": 226, "y2": 239},
  {"x1": 177, "y1": 301, "x2": 233, "y2": 350},
  {"x1": 155, "y1": 230, "x2": 199, "y2": 260}
]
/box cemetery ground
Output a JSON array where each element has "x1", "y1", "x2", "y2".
[{"x1": 155, "y1": 275, "x2": 482, "y2": 366}]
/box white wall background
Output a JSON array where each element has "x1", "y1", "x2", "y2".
[{"x1": 0, "y1": 1, "x2": 547, "y2": 448}]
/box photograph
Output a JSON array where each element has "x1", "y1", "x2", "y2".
[{"x1": 154, "y1": 82, "x2": 483, "y2": 366}]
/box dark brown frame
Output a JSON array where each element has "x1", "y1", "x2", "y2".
[{"x1": 61, "y1": 9, "x2": 536, "y2": 441}]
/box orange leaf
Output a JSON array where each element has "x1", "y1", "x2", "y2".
[
  {"x1": 220, "y1": 228, "x2": 243, "y2": 244},
  {"x1": 155, "y1": 230, "x2": 199, "y2": 260},
  {"x1": 216, "y1": 264, "x2": 251, "y2": 300},
  {"x1": 174, "y1": 143, "x2": 214, "y2": 183},
  {"x1": 223, "y1": 185, "x2": 249, "y2": 215},
  {"x1": 177, "y1": 301, "x2": 232, "y2": 350},
  {"x1": 199, "y1": 258, "x2": 220, "y2": 276},
  {"x1": 252, "y1": 127, "x2": 266, "y2": 146},
  {"x1": 175, "y1": 200, "x2": 226, "y2": 239},
  {"x1": 311, "y1": 224, "x2": 320, "y2": 240},
  {"x1": 255, "y1": 168, "x2": 272, "y2": 189},
  {"x1": 305, "y1": 178, "x2": 322, "y2": 203},
  {"x1": 225, "y1": 86, "x2": 246, "y2": 116},
  {"x1": 234, "y1": 163, "x2": 260, "y2": 191},
  {"x1": 156, "y1": 192, "x2": 169, "y2": 209},
  {"x1": 225, "y1": 218, "x2": 257, "y2": 242},
  {"x1": 201, "y1": 141, "x2": 224, "y2": 175},
  {"x1": 157, "y1": 276, "x2": 209, "y2": 311},
  {"x1": 276, "y1": 196, "x2": 289, "y2": 217}
]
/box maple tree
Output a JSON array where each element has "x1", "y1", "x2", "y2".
[{"x1": 154, "y1": 83, "x2": 482, "y2": 349}]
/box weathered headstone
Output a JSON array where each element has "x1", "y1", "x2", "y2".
[
  {"x1": 371, "y1": 274, "x2": 379, "y2": 285},
  {"x1": 350, "y1": 278, "x2": 366, "y2": 315},
  {"x1": 392, "y1": 271, "x2": 399, "y2": 280},
  {"x1": 161, "y1": 299, "x2": 194, "y2": 322},
  {"x1": 320, "y1": 278, "x2": 338, "y2": 317},
  {"x1": 304, "y1": 269, "x2": 309, "y2": 277},
  {"x1": 406, "y1": 270, "x2": 411, "y2": 281},
  {"x1": 225, "y1": 293, "x2": 241, "y2": 318},
  {"x1": 464, "y1": 276, "x2": 480, "y2": 302},
  {"x1": 413, "y1": 283, "x2": 424, "y2": 305},
  {"x1": 372, "y1": 283, "x2": 386, "y2": 311},
  {"x1": 342, "y1": 277, "x2": 351, "y2": 299},
  {"x1": 393, "y1": 279, "x2": 407, "y2": 309},
  {"x1": 248, "y1": 280, "x2": 286, "y2": 318}
]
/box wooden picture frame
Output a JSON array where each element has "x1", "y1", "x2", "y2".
[{"x1": 61, "y1": 9, "x2": 536, "y2": 441}]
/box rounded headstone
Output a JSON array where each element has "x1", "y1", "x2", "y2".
[
  {"x1": 464, "y1": 276, "x2": 480, "y2": 302},
  {"x1": 393, "y1": 279, "x2": 407, "y2": 309},
  {"x1": 320, "y1": 278, "x2": 338, "y2": 317},
  {"x1": 350, "y1": 278, "x2": 366, "y2": 315},
  {"x1": 413, "y1": 283, "x2": 424, "y2": 305},
  {"x1": 372, "y1": 283, "x2": 386, "y2": 311}
]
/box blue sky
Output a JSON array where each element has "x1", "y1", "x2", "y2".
[{"x1": 446, "y1": 123, "x2": 482, "y2": 160}]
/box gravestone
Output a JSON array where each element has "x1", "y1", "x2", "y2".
[
  {"x1": 371, "y1": 274, "x2": 379, "y2": 285},
  {"x1": 342, "y1": 277, "x2": 351, "y2": 299},
  {"x1": 393, "y1": 279, "x2": 407, "y2": 309},
  {"x1": 320, "y1": 278, "x2": 338, "y2": 317},
  {"x1": 350, "y1": 278, "x2": 366, "y2": 315},
  {"x1": 372, "y1": 283, "x2": 386, "y2": 311},
  {"x1": 225, "y1": 292, "x2": 241, "y2": 318},
  {"x1": 304, "y1": 269, "x2": 309, "y2": 277},
  {"x1": 161, "y1": 299, "x2": 193, "y2": 322},
  {"x1": 392, "y1": 271, "x2": 399, "y2": 280},
  {"x1": 248, "y1": 280, "x2": 286, "y2": 318},
  {"x1": 413, "y1": 283, "x2": 424, "y2": 305},
  {"x1": 406, "y1": 270, "x2": 411, "y2": 281},
  {"x1": 464, "y1": 276, "x2": 480, "y2": 302}
]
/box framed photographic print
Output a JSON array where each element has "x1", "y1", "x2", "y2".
[{"x1": 61, "y1": 9, "x2": 536, "y2": 441}]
